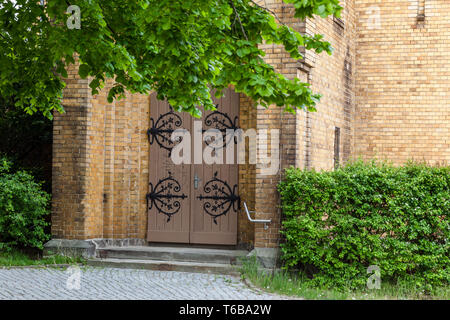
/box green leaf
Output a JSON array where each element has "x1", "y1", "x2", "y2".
[{"x1": 78, "y1": 64, "x2": 90, "y2": 79}]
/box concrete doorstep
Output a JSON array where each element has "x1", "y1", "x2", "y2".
[
  {"x1": 44, "y1": 239, "x2": 280, "y2": 276},
  {"x1": 87, "y1": 258, "x2": 242, "y2": 276},
  {"x1": 88, "y1": 246, "x2": 250, "y2": 276}
]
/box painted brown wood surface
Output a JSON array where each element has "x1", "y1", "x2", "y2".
[
  {"x1": 190, "y1": 90, "x2": 239, "y2": 245},
  {"x1": 147, "y1": 89, "x2": 239, "y2": 245},
  {"x1": 147, "y1": 94, "x2": 191, "y2": 243}
]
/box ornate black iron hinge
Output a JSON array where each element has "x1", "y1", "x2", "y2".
[
  {"x1": 197, "y1": 171, "x2": 240, "y2": 224},
  {"x1": 203, "y1": 105, "x2": 239, "y2": 148},
  {"x1": 146, "y1": 172, "x2": 188, "y2": 222},
  {"x1": 147, "y1": 106, "x2": 183, "y2": 156}
]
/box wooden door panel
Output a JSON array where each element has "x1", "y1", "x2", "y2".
[
  {"x1": 190, "y1": 166, "x2": 239, "y2": 245},
  {"x1": 147, "y1": 94, "x2": 191, "y2": 243},
  {"x1": 190, "y1": 90, "x2": 239, "y2": 245}
]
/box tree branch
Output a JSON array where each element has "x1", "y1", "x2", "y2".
[
  {"x1": 250, "y1": 0, "x2": 286, "y2": 27},
  {"x1": 228, "y1": 0, "x2": 248, "y2": 40},
  {"x1": 97, "y1": 2, "x2": 119, "y2": 38}
]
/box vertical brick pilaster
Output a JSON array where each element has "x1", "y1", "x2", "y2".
[{"x1": 52, "y1": 60, "x2": 105, "y2": 239}]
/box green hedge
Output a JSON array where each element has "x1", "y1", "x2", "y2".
[
  {"x1": 0, "y1": 157, "x2": 50, "y2": 250},
  {"x1": 278, "y1": 161, "x2": 449, "y2": 290}
]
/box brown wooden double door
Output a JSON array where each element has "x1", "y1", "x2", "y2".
[{"x1": 147, "y1": 89, "x2": 239, "y2": 245}]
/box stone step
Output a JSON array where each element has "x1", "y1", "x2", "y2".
[
  {"x1": 95, "y1": 246, "x2": 249, "y2": 265},
  {"x1": 87, "y1": 258, "x2": 241, "y2": 276}
]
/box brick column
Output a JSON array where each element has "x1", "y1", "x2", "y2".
[
  {"x1": 51, "y1": 61, "x2": 105, "y2": 240},
  {"x1": 252, "y1": 0, "x2": 300, "y2": 250}
]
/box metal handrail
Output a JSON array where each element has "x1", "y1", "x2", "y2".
[{"x1": 243, "y1": 202, "x2": 271, "y2": 230}]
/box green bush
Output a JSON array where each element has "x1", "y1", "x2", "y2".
[
  {"x1": 0, "y1": 156, "x2": 50, "y2": 250},
  {"x1": 278, "y1": 160, "x2": 449, "y2": 291}
]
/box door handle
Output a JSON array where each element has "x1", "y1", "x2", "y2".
[{"x1": 194, "y1": 173, "x2": 200, "y2": 189}]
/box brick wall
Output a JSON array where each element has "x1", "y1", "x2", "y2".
[
  {"x1": 52, "y1": 64, "x2": 151, "y2": 241},
  {"x1": 298, "y1": 0, "x2": 356, "y2": 171},
  {"x1": 238, "y1": 94, "x2": 257, "y2": 248},
  {"x1": 354, "y1": 0, "x2": 450, "y2": 165},
  {"x1": 90, "y1": 81, "x2": 150, "y2": 240}
]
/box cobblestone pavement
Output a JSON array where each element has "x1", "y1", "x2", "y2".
[{"x1": 0, "y1": 266, "x2": 286, "y2": 300}]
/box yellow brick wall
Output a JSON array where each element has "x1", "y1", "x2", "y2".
[
  {"x1": 298, "y1": 0, "x2": 356, "y2": 171},
  {"x1": 238, "y1": 94, "x2": 257, "y2": 248},
  {"x1": 91, "y1": 81, "x2": 150, "y2": 240},
  {"x1": 354, "y1": 0, "x2": 450, "y2": 165}
]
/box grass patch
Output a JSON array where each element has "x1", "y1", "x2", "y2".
[
  {"x1": 0, "y1": 248, "x2": 85, "y2": 267},
  {"x1": 239, "y1": 257, "x2": 449, "y2": 300}
]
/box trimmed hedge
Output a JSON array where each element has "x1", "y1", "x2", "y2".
[
  {"x1": 278, "y1": 161, "x2": 449, "y2": 290},
  {"x1": 0, "y1": 157, "x2": 50, "y2": 250}
]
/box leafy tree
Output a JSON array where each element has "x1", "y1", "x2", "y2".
[{"x1": 0, "y1": 0, "x2": 341, "y2": 118}]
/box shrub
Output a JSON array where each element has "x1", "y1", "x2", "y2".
[
  {"x1": 0, "y1": 156, "x2": 50, "y2": 251},
  {"x1": 278, "y1": 160, "x2": 449, "y2": 291}
]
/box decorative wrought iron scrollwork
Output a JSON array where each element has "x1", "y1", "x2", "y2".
[
  {"x1": 146, "y1": 172, "x2": 187, "y2": 222},
  {"x1": 203, "y1": 105, "x2": 239, "y2": 148},
  {"x1": 147, "y1": 106, "x2": 183, "y2": 156},
  {"x1": 197, "y1": 171, "x2": 240, "y2": 224}
]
